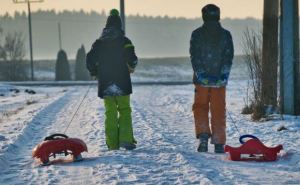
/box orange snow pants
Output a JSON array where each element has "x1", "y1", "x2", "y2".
[{"x1": 193, "y1": 85, "x2": 226, "y2": 144}]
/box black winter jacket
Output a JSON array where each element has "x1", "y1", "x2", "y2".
[
  {"x1": 86, "y1": 27, "x2": 138, "y2": 98},
  {"x1": 190, "y1": 21, "x2": 234, "y2": 87}
]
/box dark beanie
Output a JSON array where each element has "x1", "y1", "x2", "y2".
[
  {"x1": 202, "y1": 4, "x2": 220, "y2": 22},
  {"x1": 105, "y1": 9, "x2": 122, "y2": 29}
]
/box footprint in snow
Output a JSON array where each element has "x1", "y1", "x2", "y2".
[{"x1": 0, "y1": 135, "x2": 7, "y2": 141}]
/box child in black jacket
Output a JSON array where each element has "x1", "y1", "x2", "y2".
[{"x1": 86, "y1": 9, "x2": 138, "y2": 150}]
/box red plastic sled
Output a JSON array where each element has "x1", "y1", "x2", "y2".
[
  {"x1": 32, "y1": 134, "x2": 88, "y2": 165},
  {"x1": 225, "y1": 135, "x2": 283, "y2": 161}
]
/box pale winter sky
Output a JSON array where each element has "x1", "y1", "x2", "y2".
[{"x1": 2, "y1": 0, "x2": 264, "y2": 19}]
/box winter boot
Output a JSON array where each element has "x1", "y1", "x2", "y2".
[
  {"x1": 214, "y1": 144, "x2": 225, "y2": 153},
  {"x1": 197, "y1": 133, "x2": 209, "y2": 152},
  {"x1": 120, "y1": 142, "x2": 136, "y2": 150}
]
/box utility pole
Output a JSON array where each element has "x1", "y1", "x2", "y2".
[
  {"x1": 120, "y1": 0, "x2": 125, "y2": 33},
  {"x1": 262, "y1": 0, "x2": 279, "y2": 107},
  {"x1": 58, "y1": 22, "x2": 62, "y2": 50},
  {"x1": 293, "y1": 0, "x2": 300, "y2": 115},
  {"x1": 280, "y1": 0, "x2": 299, "y2": 115},
  {"x1": 13, "y1": 0, "x2": 43, "y2": 81}
]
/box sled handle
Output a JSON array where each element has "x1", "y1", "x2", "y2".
[
  {"x1": 44, "y1": 133, "x2": 69, "y2": 141},
  {"x1": 239, "y1": 135, "x2": 259, "y2": 144}
]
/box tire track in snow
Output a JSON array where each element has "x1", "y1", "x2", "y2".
[
  {"x1": 139, "y1": 86, "x2": 235, "y2": 184},
  {"x1": 0, "y1": 88, "x2": 93, "y2": 185},
  {"x1": 0, "y1": 89, "x2": 72, "y2": 184},
  {"x1": 129, "y1": 87, "x2": 213, "y2": 184},
  {"x1": 29, "y1": 87, "x2": 97, "y2": 185}
]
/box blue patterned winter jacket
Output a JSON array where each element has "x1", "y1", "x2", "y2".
[{"x1": 190, "y1": 21, "x2": 234, "y2": 87}]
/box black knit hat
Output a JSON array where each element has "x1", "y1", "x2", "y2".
[
  {"x1": 105, "y1": 9, "x2": 122, "y2": 29},
  {"x1": 202, "y1": 4, "x2": 220, "y2": 22}
]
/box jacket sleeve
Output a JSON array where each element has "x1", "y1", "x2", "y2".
[
  {"x1": 86, "y1": 40, "x2": 101, "y2": 76},
  {"x1": 190, "y1": 30, "x2": 208, "y2": 84},
  {"x1": 189, "y1": 30, "x2": 201, "y2": 72},
  {"x1": 124, "y1": 37, "x2": 138, "y2": 72},
  {"x1": 221, "y1": 32, "x2": 234, "y2": 81}
]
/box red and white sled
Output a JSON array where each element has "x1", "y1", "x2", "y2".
[
  {"x1": 32, "y1": 134, "x2": 88, "y2": 165},
  {"x1": 225, "y1": 135, "x2": 283, "y2": 162}
]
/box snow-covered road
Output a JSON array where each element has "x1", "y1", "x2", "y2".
[{"x1": 0, "y1": 82, "x2": 299, "y2": 185}]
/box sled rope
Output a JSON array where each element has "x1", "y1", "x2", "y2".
[
  {"x1": 214, "y1": 88, "x2": 242, "y2": 138},
  {"x1": 63, "y1": 86, "x2": 92, "y2": 134},
  {"x1": 227, "y1": 110, "x2": 242, "y2": 137}
]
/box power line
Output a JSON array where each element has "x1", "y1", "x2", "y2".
[{"x1": 13, "y1": 0, "x2": 44, "y2": 81}]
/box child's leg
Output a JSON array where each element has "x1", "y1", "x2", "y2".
[
  {"x1": 193, "y1": 85, "x2": 211, "y2": 138},
  {"x1": 116, "y1": 95, "x2": 135, "y2": 145},
  {"x1": 210, "y1": 87, "x2": 226, "y2": 144},
  {"x1": 104, "y1": 97, "x2": 119, "y2": 150}
]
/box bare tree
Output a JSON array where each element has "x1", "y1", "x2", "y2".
[
  {"x1": 1, "y1": 32, "x2": 28, "y2": 81},
  {"x1": 242, "y1": 29, "x2": 265, "y2": 120},
  {"x1": 4, "y1": 32, "x2": 25, "y2": 60}
]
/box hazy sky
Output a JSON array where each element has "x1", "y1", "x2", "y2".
[{"x1": 2, "y1": 0, "x2": 264, "y2": 19}]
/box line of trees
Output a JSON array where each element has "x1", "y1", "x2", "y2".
[{"x1": 0, "y1": 9, "x2": 262, "y2": 58}]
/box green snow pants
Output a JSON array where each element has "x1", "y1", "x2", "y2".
[{"x1": 104, "y1": 95, "x2": 135, "y2": 150}]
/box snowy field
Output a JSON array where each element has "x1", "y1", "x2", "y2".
[{"x1": 0, "y1": 58, "x2": 300, "y2": 184}]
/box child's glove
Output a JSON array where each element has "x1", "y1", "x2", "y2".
[
  {"x1": 201, "y1": 79, "x2": 209, "y2": 85},
  {"x1": 217, "y1": 74, "x2": 229, "y2": 86},
  {"x1": 127, "y1": 64, "x2": 135, "y2": 73},
  {"x1": 216, "y1": 80, "x2": 224, "y2": 86},
  {"x1": 90, "y1": 71, "x2": 97, "y2": 80},
  {"x1": 90, "y1": 70, "x2": 97, "y2": 77}
]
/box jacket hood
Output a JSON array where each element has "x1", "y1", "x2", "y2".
[
  {"x1": 202, "y1": 21, "x2": 221, "y2": 30},
  {"x1": 202, "y1": 21, "x2": 222, "y2": 44},
  {"x1": 100, "y1": 27, "x2": 124, "y2": 41}
]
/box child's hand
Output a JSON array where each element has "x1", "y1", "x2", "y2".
[
  {"x1": 127, "y1": 64, "x2": 135, "y2": 73},
  {"x1": 90, "y1": 71, "x2": 97, "y2": 77},
  {"x1": 216, "y1": 80, "x2": 224, "y2": 86},
  {"x1": 129, "y1": 68, "x2": 134, "y2": 73},
  {"x1": 201, "y1": 79, "x2": 209, "y2": 85}
]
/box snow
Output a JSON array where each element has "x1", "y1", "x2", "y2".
[
  {"x1": 103, "y1": 83, "x2": 125, "y2": 97},
  {"x1": 0, "y1": 80, "x2": 299, "y2": 184}
]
